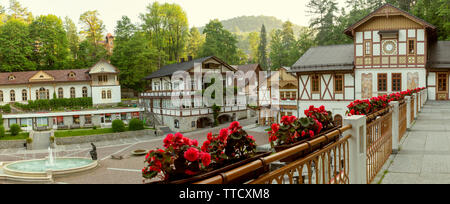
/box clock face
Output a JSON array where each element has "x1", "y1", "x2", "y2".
[{"x1": 382, "y1": 40, "x2": 397, "y2": 55}]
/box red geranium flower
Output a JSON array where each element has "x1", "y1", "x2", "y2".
[{"x1": 184, "y1": 147, "x2": 199, "y2": 162}]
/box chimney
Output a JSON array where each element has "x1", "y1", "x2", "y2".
[
  {"x1": 188, "y1": 56, "x2": 193, "y2": 61},
  {"x1": 180, "y1": 58, "x2": 185, "y2": 63}
]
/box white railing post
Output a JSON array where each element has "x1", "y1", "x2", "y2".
[
  {"x1": 343, "y1": 115, "x2": 367, "y2": 184},
  {"x1": 413, "y1": 93, "x2": 418, "y2": 119},
  {"x1": 390, "y1": 101, "x2": 400, "y2": 153},
  {"x1": 405, "y1": 96, "x2": 411, "y2": 129}
]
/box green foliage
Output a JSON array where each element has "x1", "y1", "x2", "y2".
[
  {"x1": 0, "y1": 104, "x2": 11, "y2": 113},
  {"x1": 14, "y1": 97, "x2": 92, "y2": 111},
  {"x1": 129, "y1": 118, "x2": 144, "y2": 131},
  {"x1": 258, "y1": 24, "x2": 268, "y2": 70},
  {"x1": 29, "y1": 14, "x2": 69, "y2": 70},
  {"x1": 200, "y1": 19, "x2": 240, "y2": 64},
  {"x1": 112, "y1": 119, "x2": 126, "y2": 133},
  {"x1": 212, "y1": 104, "x2": 221, "y2": 127},
  {"x1": 0, "y1": 18, "x2": 35, "y2": 72},
  {"x1": 26, "y1": 137, "x2": 33, "y2": 143},
  {"x1": 186, "y1": 27, "x2": 205, "y2": 59},
  {"x1": 10, "y1": 124, "x2": 21, "y2": 136},
  {"x1": 0, "y1": 125, "x2": 5, "y2": 138}
]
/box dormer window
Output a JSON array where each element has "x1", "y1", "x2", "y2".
[
  {"x1": 68, "y1": 72, "x2": 76, "y2": 79},
  {"x1": 8, "y1": 75, "x2": 16, "y2": 81}
]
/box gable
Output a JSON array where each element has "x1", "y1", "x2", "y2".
[
  {"x1": 29, "y1": 71, "x2": 55, "y2": 82},
  {"x1": 89, "y1": 60, "x2": 118, "y2": 74},
  {"x1": 345, "y1": 4, "x2": 435, "y2": 37}
]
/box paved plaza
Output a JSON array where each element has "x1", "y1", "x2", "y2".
[
  {"x1": 377, "y1": 101, "x2": 450, "y2": 184},
  {"x1": 0, "y1": 117, "x2": 269, "y2": 184}
]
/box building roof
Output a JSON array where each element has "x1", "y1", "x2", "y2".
[
  {"x1": 144, "y1": 56, "x2": 236, "y2": 80},
  {"x1": 232, "y1": 64, "x2": 261, "y2": 73},
  {"x1": 344, "y1": 3, "x2": 436, "y2": 37},
  {"x1": 0, "y1": 69, "x2": 91, "y2": 86},
  {"x1": 290, "y1": 44, "x2": 354, "y2": 73},
  {"x1": 429, "y1": 41, "x2": 450, "y2": 68}
]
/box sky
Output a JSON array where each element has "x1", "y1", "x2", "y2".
[{"x1": 1, "y1": 0, "x2": 347, "y2": 34}]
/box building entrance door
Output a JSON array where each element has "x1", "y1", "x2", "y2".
[{"x1": 437, "y1": 73, "x2": 448, "y2": 100}]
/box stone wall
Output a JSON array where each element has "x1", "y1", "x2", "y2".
[
  {"x1": 0, "y1": 140, "x2": 26, "y2": 149},
  {"x1": 55, "y1": 129, "x2": 156, "y2": 145}
]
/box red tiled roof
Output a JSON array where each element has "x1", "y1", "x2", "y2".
[{"x1": 0, "y1": 69, "x2": 91, "y2": 85}]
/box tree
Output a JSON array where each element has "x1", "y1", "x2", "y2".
[
  {"x1": 111, "y1": 17, "x2": 159, "y2": 92},
  {"x1": 413, "y1": 0, "x2": 450, "y2": 40},
  {"x1": 79, "y1": 10, "x2": 105, "y2": 46},
  {"x1": 64, "y1": 17, "x2": 80, "y2": 63},
  {"x1": 8, "y1": 0, "x2": 33, "y2": 24},
  {"x1": 200, "y1": 19, "x2": 240, "y2": 64},
  {"x1": 186, "y1": 27, "x2": 205, "y2": 59},
  {"x1": 307, "y1": 0, "x2": 340, "y2": 46},
  {"x1": 0, "y1": 19, "x2": 35, "y2": 72},
  {"x1": 75, "y1": 40, "x2": 108, "y2": 68},
  {"x1": 140, "y1": 2, "x2": 189, "y2": 64},
  {"x1": 29, "y1": 15, "x2": 69, "y2": 70},
  {"x1": 258, "y1": 24, "x2": 269, "y2": 70},
  {"x1": 269, "y1": 29, "x2": 284, "y2": 70},
  {"x1": 247, "y1": 32, "x2": 260, "y2": 63}
]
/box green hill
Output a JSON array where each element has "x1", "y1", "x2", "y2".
[{"x1": 198, "y1": 15, "x2": 304, "y2": 36}]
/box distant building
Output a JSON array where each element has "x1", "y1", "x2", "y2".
[
  {"x1": 0, "y1": 59, "x2": 121, "y2": 106},
  {"x1": 98, "y1": 33, "x2": 115, "y2": 55},
  {"x1": 139, "y1": 56, "x2": 249, "y2": 132}
]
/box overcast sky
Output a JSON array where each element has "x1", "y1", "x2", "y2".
[{"x1": 1, "y1": 0, "x2": 347, "y2": 34}]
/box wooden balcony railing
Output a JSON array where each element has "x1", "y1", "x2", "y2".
[
  {"x1": 399, "y1": 102, "x2": 407, "y2": 141},
  {"x1": 366, "y1": 109, "x2": 393, "y2": 184},
  {"x1": 195, "y1": 125, "x2": 352, "y2": 184}
]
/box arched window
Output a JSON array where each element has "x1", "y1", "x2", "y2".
[
  {"x1": 70, "y1": 87, "x2": 76, "y2": 98},
  {"x1": 82, "y1": 87, "x2": 88, "y2": 98},
  {"x1": 22, "y1": 89, "x2": 27, "y2": 101},
  {"x1": 10, "y1": 90, "x2": 15, "y2": 102},
  {"x1": 58, "y1": 88, "x2": 64, "y2": 99},
  {"x1": 107, "y1": 90, "x2": 111, "y2": 99},
  {"x1": 102, "y1": 90, "x2": 106, "y2": 99},
  {"x1": 0, "y1": 91, "x2": 3, "y2": 102},
  {"x1": 38, "y1": 87, "x2": 48, "y2": 100},
  {"x1": 174, "y1": 119, "x2": 180, "y2": 128}
]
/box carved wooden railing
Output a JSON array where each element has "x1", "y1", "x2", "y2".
[
  {"x1": 399, "y1": 102, "x2": 407, "y2": 141},
  {"x1": 195, "y1": 125, "x2": 353, "y2": 184},
  {"x1": 366, "y1": 109, "x2": 393, "y2": 184}
]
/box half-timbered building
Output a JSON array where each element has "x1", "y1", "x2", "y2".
[{"x1": 291, "y1": 3, "x2": 448, "y2": 119}]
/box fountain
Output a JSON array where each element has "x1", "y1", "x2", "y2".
[{"x1": 1, "y1": 146, "x2": 98, "y2": 181}]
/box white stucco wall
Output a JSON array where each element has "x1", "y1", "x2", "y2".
[{"x1": 92, "y1": 85, "x2": 121, "y2": 105}]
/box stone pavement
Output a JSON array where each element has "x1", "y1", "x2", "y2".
[
  {"x1": 0, "y1": 117, "x2": 269, "y2": 184},
  {"x1": 376, "y1": 101, "x2": 450, "y2": 184}
]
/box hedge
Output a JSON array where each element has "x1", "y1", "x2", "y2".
[
  {"x1": 112, "y1": 119, "x2": 126, "y2": 133},
  {"x1": 129, "y1": 118, "x2": 144, "y2": 131},
  {"x1": 15, "y1": 97, "x2": 93, "y2": 111},
  {"x1": 10, "y1": 124, "x2": 21, "y2": 136}
]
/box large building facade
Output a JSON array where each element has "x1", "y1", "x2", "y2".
[
  {"x1": 291, "y1": 4, "x2": 448, "y2": 119},
  {"x1": 0, "y1": 59, "x2": 121, "y2": 106},
  {"x1": 140, "y1": 56, "x2": 249, "y2": 132}
]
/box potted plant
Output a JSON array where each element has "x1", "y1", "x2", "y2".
[
  {"x1": 269, "y1": 106, "x2": 337, "y2": 163},
  {"x1": 142, "y1": 132, "x2": 211, "y2": 184}
]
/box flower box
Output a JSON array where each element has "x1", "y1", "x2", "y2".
[
  {"x1": 143, "y1": 121, "x2": 266, "y2": 184},
  {"x1": 147, "y1": 151, "x2": 271, "y2": 184},
  {"x1": 273, "y1": 126, "x2": 340, "y2": 163}
]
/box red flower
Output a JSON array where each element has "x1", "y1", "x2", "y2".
[
  {"x1": 301, "y1": 131, "x2": 306, "y2": 137},
  {"x1": 200, "y1": 152, "x2": 211, "y2": 167},
  {"x1": 309, "y1": 130, "x2": 315, "y2": 138},
  {"x1": 184, "y1": 147, "x2": 199, "y2": 162},
  {"x1": 271, "y1": 123, "x2": 280, "y2": 133},
  {"x1": 191, "y1": 139, "x2": 199, "y2": 147},
  {"x1": 219, "y1": 128, "x2": 229, "y2": 141},
  {"x1": 207, "y1": 132, "x2": 213, "y2": 141}
]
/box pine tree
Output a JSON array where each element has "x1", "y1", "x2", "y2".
[{"x1": 258, "y1": 24, "x2": 268, "y2": 70}]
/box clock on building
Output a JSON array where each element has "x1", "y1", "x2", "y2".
[{"x1": 382, "y1": 40, "x2": 397, "y2": 55}]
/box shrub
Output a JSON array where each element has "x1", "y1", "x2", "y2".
[
  {"x1": 10, "y1": 124, "x2": 21, "y2": 136},
  {"x1": 26, "y1": 138, "x2": 33, "y2": 144},
  {"x1": 112, "y1": 120, "x2": 125, "y2": 132},
  {"x1": 93, "y1": 126, "x2": 97, "y2": 130},
  {"x1": 129, "y1": 118, "x2": 144, "y2": 131},
  {"x1": 0, "y1": 125, "x2": 5, "y2": 138}
]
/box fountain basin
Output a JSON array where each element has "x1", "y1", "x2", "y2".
[{"x1": 2, "y1": 158, "x2": 98, "y2": 178}]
